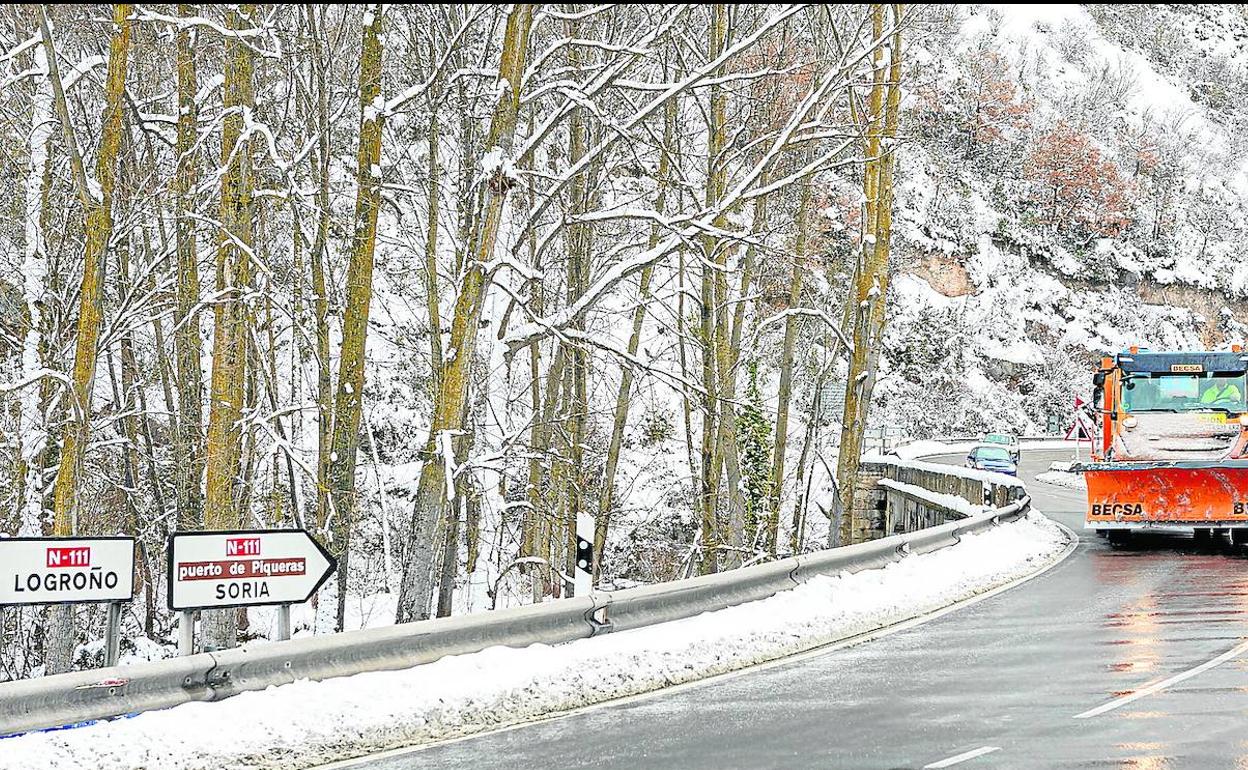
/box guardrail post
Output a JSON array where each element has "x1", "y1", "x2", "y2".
[
  {"x1": 104, "y1": 602, "x2": 122, "y2": 667},
  {"x1": 178, "y1": 610, "x2": 194, "y2": 656}
]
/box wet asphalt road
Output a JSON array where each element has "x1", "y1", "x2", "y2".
[{"x1": 355, "y1": 450, "x2": 1248, "y2": 769}]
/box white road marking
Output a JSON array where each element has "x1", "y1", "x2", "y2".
[
  {"x1": 1074, "y1": 639, "x2": 1248, "y2": 719},
  {"x1": 924, "y1": 746, "x2": 1001, "y2": 768}
]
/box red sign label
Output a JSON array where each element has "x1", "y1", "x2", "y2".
[
  {"x1": 46, "y1": 547, "x2": 91, "y2": 569},
  {"x1": 177, "y1": 558, "x2": 306, "y2": 582},
  {"x1": 226, "y1": 537, "x2": 262, "y2": 557}
]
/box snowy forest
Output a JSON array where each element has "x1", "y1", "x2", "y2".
[{"x1": 2, "y1": 3, "x2": 1247, "y2": 679}]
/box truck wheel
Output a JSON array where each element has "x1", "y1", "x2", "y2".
[
  {"x1": 1107, "y1": 530, "x2": 1130, "y2": 546},
  {"x1": 1233, "y1": 529, "x2": 1248, "y2": 546}
]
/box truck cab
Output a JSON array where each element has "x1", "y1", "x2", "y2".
[{"x1": 1078, "y1": 347, "x2": 1248, "y2": 541}]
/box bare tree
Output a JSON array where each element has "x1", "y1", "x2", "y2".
[
  {"x1": 38, "y1": 2, "x2": 134, "y2": 674},
  {"x1": 203, "y1": 4, "x2": 257, "y2": 651},
  {"x1": 835, "y1": 4, "x2": 905, "y2": 546},
  {"x1": 326, "y1": 3, "x2": 386, "y2": 630}
]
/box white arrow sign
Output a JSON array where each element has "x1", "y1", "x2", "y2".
[
  {"x1": 167, "y1": 529, "x2": 336, "y2": 611},
  {"x1": 0, "y1": 537, "x2": 136, "y2": 606}
]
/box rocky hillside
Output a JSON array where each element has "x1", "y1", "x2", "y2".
[{"x1": 875, "y1": 4, "x2": 1248, "y2": 438}]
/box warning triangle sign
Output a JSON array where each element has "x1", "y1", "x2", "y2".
[{"x1": 1065, "y1": 417, "x2": 1093, "y2": 442}]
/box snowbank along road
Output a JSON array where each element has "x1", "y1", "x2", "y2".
[{"x1": 348, "y1": 449, "x2": 1248, "y2": 769}]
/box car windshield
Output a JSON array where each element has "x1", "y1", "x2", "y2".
[
  {"x1": 1121, "y1": 372, "x2": 1248, "y2": 413},
  {"x1": 975, "y1": 446, "x2": 1012, "y2": 461}
]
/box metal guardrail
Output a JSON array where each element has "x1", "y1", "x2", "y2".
[{"x1": 0, "y1": 488, "x2": 1031, "y2": 736}]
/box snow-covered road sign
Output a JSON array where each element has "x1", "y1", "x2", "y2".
[
  {"x1": 0, "y1": 537, "x2": 136, "y2": 606},
  {"x1": 167, "y1": 529, "x2": 336, "y2": 611}
]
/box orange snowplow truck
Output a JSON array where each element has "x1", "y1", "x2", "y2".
[{"x1": 1075, "y1": 347, "x2": 1248, "y2": 544}]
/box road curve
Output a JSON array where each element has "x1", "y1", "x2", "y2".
[{"x1": 345, "y1": 450, "x2": 1248, "y2": 769}]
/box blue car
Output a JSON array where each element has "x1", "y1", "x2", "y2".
[{"x1": 966, "y1": 444, "x2": 1018, "y2": 476}]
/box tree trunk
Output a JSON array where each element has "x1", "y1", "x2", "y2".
[
  {"x1": 791, "y1": 381, "x2": 822, "y2": 553},
  {"x1": 396, "y1": 4, "x2": 534, "y2": 623},
  {"x1": 325, "y1": 2, "x2": 387, "y2": 632},
  {"x1": 697, "y1": 3, "x2": 730, "y2": 575},
  {"x1": 676, "y1": 250, "x2": 698, "y2": 512},
  {"x1": 115, "y1": 239, "x2": 148, "y2": 540},
  {"x1": 520, "y1": 107, "x2": 546, "y2": 597},
  {"x1": 835, "y1": 4, "x2": 904, "y2": 547},
  {"x1": 203, "y1": 4, "x2": 256, "y2": 650},
  {"x1": 17, "y1": 40, "x2": 53, "y2": 537},
  {"x1": 769, "y1": 175, "x2": 814, "y2": 554},
  {"x1": 596, "y1": 97, "x2": 675, "y2": 577},
  {"x1": 423, "y1": 66, "x2": 445, "y2": 394},
  {"x1": 714, "y1": 181, "x2": 767, "y2": 567},
  {"x1": 173, "y1": 1, "x2": 205, "y2": 532},
  {"x1": 39, "y1": 2, "x2": 133, "y2": 675},
  {"x1": 563, "y1": 10, "x2": 592, "y2": 593},
  {"x1": 308, "y1": 4, "x2": 335, "y2": 549}
]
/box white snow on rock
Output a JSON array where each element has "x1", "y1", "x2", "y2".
[
  {"x1": 1, "y1": 514, "x2": 1069, "y2": 770},
  {"x1": 1036, "y1": 462, "x2": 1088, "y2": 490},
  {"x1": 1035, "y1": 470, "x2": 1086, "y2": 490}
]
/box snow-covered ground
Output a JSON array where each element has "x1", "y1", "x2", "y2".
[
  {"x1": 1036, "y1": 461, "x2": 1089, "y2": 490},
  {"x1": 1035, "y1": 471, "x2": 1087, "y2": 489},
  {"x1": 1, "y1": 514, "x2": 1070, "y2": 770}
]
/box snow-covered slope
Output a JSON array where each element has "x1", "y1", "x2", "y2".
[{"x1": 875, "y1": 4, "x2": 1248, "y2": 438}]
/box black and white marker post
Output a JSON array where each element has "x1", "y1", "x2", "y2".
[{"x1": 575, "y1": 512, "x2": 594, "y2": 597}]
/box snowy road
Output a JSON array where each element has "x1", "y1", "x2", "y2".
[{"x1": 345, "y1": 450, "x2": 1248, "y2": 769}]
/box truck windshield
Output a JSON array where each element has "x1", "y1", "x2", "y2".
[{"x1": 1121, "y1": 372, "x2": 1248, "y2": 413}]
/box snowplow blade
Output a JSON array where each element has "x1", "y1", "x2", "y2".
[{"x1": 1075, "y1": 460, "x2": 1248, "y2": 527}]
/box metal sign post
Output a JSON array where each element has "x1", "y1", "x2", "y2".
[
  {"x1": 104, "y1": 602, "x2": 122, "y2": 667},
  {"x1": 178, "y1": 610, "x2": 195, "y2": 656}
]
